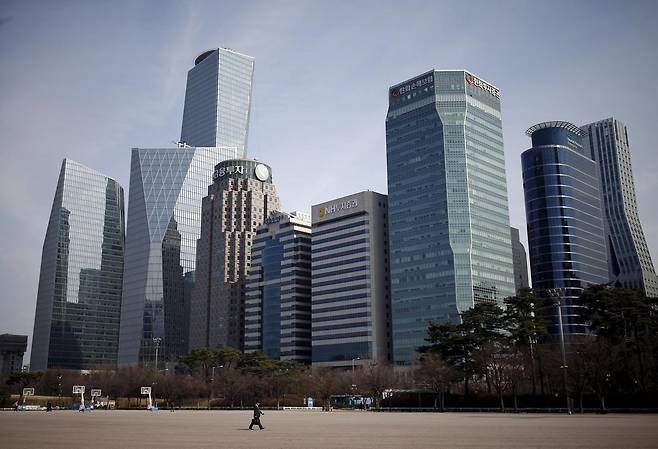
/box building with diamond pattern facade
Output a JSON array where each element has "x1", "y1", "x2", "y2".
[{"x1": 118, "y1": 48, "x2": 254, "y2": 366}]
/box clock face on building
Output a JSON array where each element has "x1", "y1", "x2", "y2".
[{"x1": 254, "y1": 164, "x2": 269, "y2": 181}]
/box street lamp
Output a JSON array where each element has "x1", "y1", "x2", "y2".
[
  {"x1": 351, "y1": 357, "x2": 361, "y2": 373},
  {"x1": 547, "y1": 287, "x2": 571, "y2": 414},
  {"x1": 209, "y1": 365, "x2": 224, "y2": 409},
  {"x1": 58, "y1": 374, "x2": 62, "y2": 408},
  {"x1": 152, "y1": 337, "x2": 162, "y2": 371}
]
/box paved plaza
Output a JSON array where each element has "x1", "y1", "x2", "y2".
[{"x1": 1, "y1": 410, "x2": 657, "y2": 449}]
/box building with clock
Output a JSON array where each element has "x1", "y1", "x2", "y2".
[{"x1": 189, "y1": 159, "x2": 280, "y2": 351}]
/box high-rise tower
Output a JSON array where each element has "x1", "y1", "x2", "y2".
[
  {"x1": 582, "y1": 118, "x2": 658, "y2": 297},
  {"x1": 189, "y1": 159, "x2": 280, "y2": 351},
  {"x1": 31, "y1": 159, "x2": 125, "y2": 370},
  {"x1": 385, "y1": 70, "x2": 515, "y2": 364},
  {"x1": 180, "y1": 48, "x2": 255, "y2": 150},
  {"x1": 522, "y1": 121, "x2": 609, "y2": 334},
  {"x1": 311, "y1": 192, "x2": 391, "y2": 368},
  {"x1": 118, "y1": 48, "x2": 254, "y2": 367}
]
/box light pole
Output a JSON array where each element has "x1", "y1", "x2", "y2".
[
  {"x1": 209, "y1": 365, "x2": 223, "y2": 409},
  {"x1": 351, "y1": 357, "x2": 361, "y2": 373},
  {"x1": 547, "y1": 288, "x2": 571, "y2": 414},
  {"x1": 57, "y1": 374, "x2": 62, "y2": 408},
  {"x1": 153, "y1": 337, "x2": 162, "y2": 371}
]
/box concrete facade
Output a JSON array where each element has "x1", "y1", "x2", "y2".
[{"x1": 190, "y1": 159, "x2": 280, "y2": 351}]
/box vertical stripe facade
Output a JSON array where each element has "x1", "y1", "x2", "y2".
[{"x1": 244, "y1": 212, "x2": 312, "y2": 362}]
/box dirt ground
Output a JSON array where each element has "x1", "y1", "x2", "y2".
[{"x1": 0, "y1": 410, "x2": 656, "y2": 449}]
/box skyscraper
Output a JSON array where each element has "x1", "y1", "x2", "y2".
[
  {"x1": 244, "y1": 211, "x2": 312, "y2": 362},
  {"x1": 180, "y1": 48, "x2": 255, "y2": 150},
  {"x1": 311, "y1": 191, "x2": 391, "y2": 368},
  {"x1": 118, "y1": 146, "x2": 240, "y2": 366},
  {"x1": 522, "y1": 121, "x2": 609, "y2": 334},
  {"x1": 31, "y1": 159, "x2": 125, "y2": 370},
  {"x1": 190, "y1": 159, "x2": 280, "y2": 351},
  {"x1": 511, "y1": 227, "x2": 530, "y2": 292},
  {"x1": 582, "y1": 118, "x2": 658, "y2": 297},
  {"x1": 385, "y1": 70, "x2": 515, "y2": 364},
  {"x1": 118, "y1": 48, "x2": 254, "y2": 366}
]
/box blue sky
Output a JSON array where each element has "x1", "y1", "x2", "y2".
[{"x1": 1, "y1": 0, "x2": 657, "y2": 358}]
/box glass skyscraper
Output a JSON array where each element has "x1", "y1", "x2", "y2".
[
  {"x1": 582, "y1": 118, "x2": 658, "y2": 297},
  {"x1": 386, "y1": 70, "x2": 515, "y2": 365},
  {"x1": 522, "y1": 121, "x2": 609, "y2": 334},
  {"x1": 31, "y1": 159, "x2": 125, "y2": 370},
  {"x1": 244, "y1": 211, "x2": 312, "y2": 362},
  {"x1": 511, "y1": 227, "x2": 530, "y2": 292},
  {"x1": 118, "y1": 146, "x2": 240, "y2": 366},
  {"x1": 118, "y1": 48, "x2": 254, "y2": 366},
  {"x1": 180, "y1": 48, "x2": 255, "y2": 150}
]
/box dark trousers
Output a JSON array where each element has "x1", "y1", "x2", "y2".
[{"x1": 249, "y1": 417, "x2": 264, "y2": 429}]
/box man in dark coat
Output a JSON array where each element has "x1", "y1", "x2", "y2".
[{"x1": 249, "y1": 402, "x2": 265, "y2": 430}]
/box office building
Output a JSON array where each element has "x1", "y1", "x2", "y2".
[
  {"x1": 511, "y1": 227, "x2": 530, "y2": 292},
  {"x1": 118, "y1": 48, "x2": 254, "y2": 366},
  {"x1": 244, "y1": 211, "x2": 312, "y2": 362},
  {"x1": 311, "y1": 191, "x2": 391, "y2": 368},
  {"x1": 118, "y1": 146, "x2": 239, "y2": 366},
  {"x1": 385, "y1": 70, "x2": 515, "y2": 364},
  {"x1": 31, "y1": 159, "x2": 125, "y2": 370},
  {"x1": 190, "y1": 159, "x2": 280, "y2": 351},
  {"x1": 180, "y1": 48, "x2": 254, "y2": 149},
  {"x1": 582, "y1": 118, "x2": 658, "y2": 297},
  {"x1": 522, "y1": 121, "x2": 609, "y2": 334},
  {"x1": 0, "y1": 334, "x2": 28, "y2": 375}
]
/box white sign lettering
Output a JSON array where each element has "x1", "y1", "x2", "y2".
[
  {"x1": 213, "y1": 165, "x2": 245, "y2": 180},
  {"x1": 465, "y1": 72, "x2": 500, "y2": 98},
  {"x1": 391, "y1": 75, "x2": 433, "y2": 98},
  {"x1": 318, "y1": 199, "x2": 358, "y2": 219}
]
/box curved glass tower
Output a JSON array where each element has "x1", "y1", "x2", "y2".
[
  {"x1": 582, "y1": 118, "x2": 658, "y2": 297},
  {"x1": 522, "y1": 121, "x2": 609, "y2": 334}
]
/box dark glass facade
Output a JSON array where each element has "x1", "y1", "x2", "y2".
[
  {"x1": 31, "y1": 159, "x2": 125, "y2": 370},
  {"x1": 522, "y1": 122, "x2": 609, "y2": 334},
  {"x1": 261, "y1": 239, "x2": 284, "y2": 359},
  {"x1": 386, "y1": 71, "x2": 515, "y2": 364},
  {"x1": 245, "y1": 212, "x2": 312, "y2": 362}
]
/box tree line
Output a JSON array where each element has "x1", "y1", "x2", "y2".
[{"x1": 3, "y1": 285, "x2": 656, "y2": 411}]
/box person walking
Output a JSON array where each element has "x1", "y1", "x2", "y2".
[{"x1": 249, "y1": 402, "x2": 265, "y2": 430}]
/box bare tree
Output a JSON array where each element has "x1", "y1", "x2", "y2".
[{"x1": 415, "y1": 353, "x2": 459, "y2": 411}]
